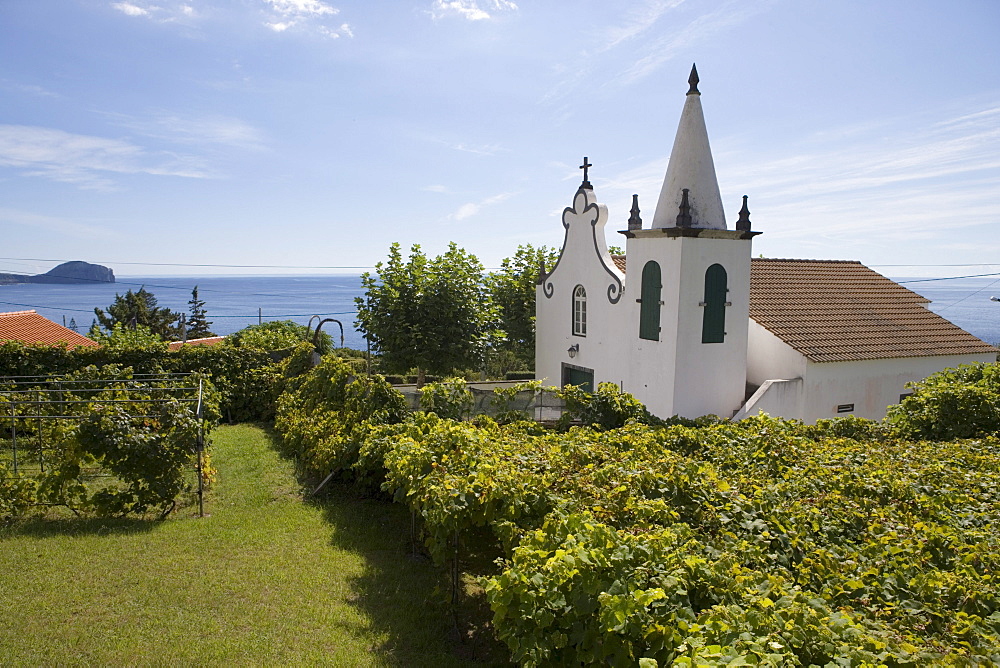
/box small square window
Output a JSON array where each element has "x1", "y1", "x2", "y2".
[
  {"x1": 836, "y1": 404, "x2": 854, "y2": 414},
  {"x1": 899, "y1": 393, "x2": 913, "y2": 403}
]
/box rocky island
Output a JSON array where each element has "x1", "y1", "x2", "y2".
[{"x1": 0, "y1": 261, "x2": 115, "y2": 285}]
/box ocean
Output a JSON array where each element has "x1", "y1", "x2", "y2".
[
  {"x1": 0, "y1": 275, "x2": 368, "y2": 349},
  {"x1": 2, "y1": 274, "x2": 1000, "y2": 350}
]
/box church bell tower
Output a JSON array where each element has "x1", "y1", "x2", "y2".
[{"x1": 622, "y1": 64, "x2": 760, "y2": 418}]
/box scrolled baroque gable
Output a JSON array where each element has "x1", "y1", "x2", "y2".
[{"x1": 542, "y1": 187, "x2": 623, "y2": 304}]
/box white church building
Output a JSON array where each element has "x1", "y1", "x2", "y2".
[{"x1": 535, "y1": 65, "x2": 997, "y2": 423}]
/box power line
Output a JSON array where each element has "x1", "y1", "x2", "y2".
[
  {"x1": 897, "y1": 272, "x2": 1000, "y2": 284},
  {"x1": 870, "y1": 263, "x2": 1000, "y2": 267},
  {"x1": 0, "y1": 298, "x2": 357, "y2": 319}
]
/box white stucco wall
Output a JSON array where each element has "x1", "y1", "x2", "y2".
[
  {"x1": 535, "y1": 187, "x2": 628, "y2": 391},
  {"x1": 733, "y1": 378, "x2": 803, "y2": 421},
  {"x1": 747, "y1": 319, "x2": 806, "y2": 386},
  {"x1": 623, "y1": 231, "x2": 753, "y2": 419},
  {"x1": 744, "y1": 324, "x2": 997, "y2": 422},
  {"x1": 798, "y1": 353, "x2": 998, "y2": 422}
]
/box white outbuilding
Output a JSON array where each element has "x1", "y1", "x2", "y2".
[{"x1": 535, "y1": 65, "x2": 997, "y2": 422}]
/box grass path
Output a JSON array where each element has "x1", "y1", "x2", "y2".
[{"x1": 0, "y1": 424, "x2": 506, "y2": 666}]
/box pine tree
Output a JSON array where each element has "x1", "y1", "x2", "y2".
[
  {"x1": 68, "y1": 317, "x2": 78, "y2": 332},
  {"x1": 94, "y1": 287, "x2": 183, "y2": 340},
  {"x1": 186, "y1": 286, "x2": 215, "y2": 339}
]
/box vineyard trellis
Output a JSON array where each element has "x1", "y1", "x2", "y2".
[{"x1": 1, "y1": 372, "x2": 210, "y2": 518}]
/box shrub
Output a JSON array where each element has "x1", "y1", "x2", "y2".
[
  {"x1": 557, "y1": 382, "x2": 661, "y2": 430},
  {"x1": 4, "y1": 365, "x2": 214, "y2": 519},
  {"x1": 0, "y1": 463, "x2": 38, "y2": 521},
  {"x1": 225, "y1": 320, "x2": 334, "y2": 355},
  {"x1": 0, "y1": 340, "x2": 282, "y2": 424},
  {"x1": 419, "y1": 377, "x2": 474, "y2": 420},
  {"x1": 274, "y1": 356, "x2": 408, "y2": 477},
  {"x1": 886, "y1": 363, "x2": 1000, "y2": 440}
]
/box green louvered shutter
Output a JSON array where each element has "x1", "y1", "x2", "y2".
[
  {"x1": 638, "y1": 261, "x2": 662, "y2": 341},
  {"x1": 702, "y1": 263, "x2": 727, "y2": 343}
]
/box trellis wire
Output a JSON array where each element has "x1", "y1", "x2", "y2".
[{"x1": 0, "y1": 373, "x2": 208, "y2": 517}]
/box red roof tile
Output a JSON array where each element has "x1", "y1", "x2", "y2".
[
  {"x1": 168, "y1": 336, "x2": 226, "y2": 351},
  {"x1": 609, "y1": 256, "x2": 998, "y2": 362},
  {"x1": 0, "y1": 310, "x2": 98, "y2": 349}
]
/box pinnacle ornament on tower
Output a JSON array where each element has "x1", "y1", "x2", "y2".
[{"x1": 627, "y1": 194, "x2": 643, "y2": 231}]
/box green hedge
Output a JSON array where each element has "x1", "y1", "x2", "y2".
[{"x1": 0, "y1": 342, "x2": 281, "y2": 423}]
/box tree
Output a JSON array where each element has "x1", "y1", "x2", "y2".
[
  {"x1": 94, "y1": 287, "x2": 182, "y2": 340},
  {"x1": 355, "y1": 242, "x2": 495, "y2": 385},
  {"x1": 186, "y1": 286, "x2": 216, "y2": 339},
  {"x1": 487, "y1": 244, "x2": 558, "y2": 370},
  {"x1": 225, "y1": 320, "x2": 333, "y2": 355},
  {"x1": 88, "y1": 322, "x2": 169, "y2": 350},
  {"x1": 67, "y1": 317, "x2": 78, "y2": 332}
]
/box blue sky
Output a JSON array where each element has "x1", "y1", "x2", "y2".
[{"x1": 1, "y1": 0, "x2": 998, "y2": 277}]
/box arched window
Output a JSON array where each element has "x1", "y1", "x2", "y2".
[
  {"x1": 572, "y1": 285, "x2": 587, "y2": 336},
  {"x1": 702, "y1": 263, "x2": 728, "y2": 343},
  {"x1": 638, "y1": 261, "x2": 661, "y2": 341}
]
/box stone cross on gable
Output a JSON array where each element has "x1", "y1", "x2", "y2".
[{"x1": 580, "y1": 156, "x2": 593, "y2": 190}]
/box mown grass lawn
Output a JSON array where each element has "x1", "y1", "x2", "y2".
[{"x1": 0, "y1": 424, "x2": 508, "y2": 666}]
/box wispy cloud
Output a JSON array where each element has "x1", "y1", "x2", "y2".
[
  {"x1": 592, "y1": 100, "x2": 1000, "y2": 261},
  {"x1": 262, "y1": 0, "x2": 353, "y2": 37},
  {"x1": 618, "y1": 0, "x2": 771, "y2": 85},
  {"x1": 600, "y1": 0, "x2": 686, "y2": 52},
  {"x1": 108, "y1": 112, "x2": 267, "y2": 151},
  {"x1": 452, "y1": 142, "x2": 504, "y2": 156},
  {"x1": 265, "y1": 0, "x2": 338, "y2": 16},
  {"x1": 541, "y1": 0, "x2": 766, "y2": 108},
  {"x1": 423, "y1": 184, "x2": 450, "y2": 193},
  {"x1": 0, "y1": 125, "x2": 213, "y2": 190},
  {"x1": 111, "y1": 2, "x2": 149, "y2": 17},
  {"x1": 110, "y1": 0, "x2": 352, "y2": 38},
  {"x1": 110, "y1": 1, "x2": 197, "y2": 23},
  {"x1": 1, "y1": 80, "x2": 60, "y2": 98},
  {"x1": 429, "y1": 0, "x2": 518, "y2": 22},
  {"x1": 0, "y1": 207, "x2": 115, "y2": 240},
  {"x1": 450, "y1": 192, "x2": 514, "y2": 220}
]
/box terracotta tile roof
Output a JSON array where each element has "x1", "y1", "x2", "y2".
[
  {"x1": 168, "y1": 336, "x2": 226, "y2": 351},
  {"x1": 752, "y1": 259, "x2": 998, "y2": 362},
  {"x1": 0, "y1": 310, "x2": 98, "y2": 349},
  {"x1": 611, "y1": 254, "x2": 627, "y2": 273},
  {"x1": 609, "y1": 256, "x2": 998, "y2": 362}
]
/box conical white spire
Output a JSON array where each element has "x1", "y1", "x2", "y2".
[{"x1": 651, "y1": 64, "x2": 727, "y2": 230}]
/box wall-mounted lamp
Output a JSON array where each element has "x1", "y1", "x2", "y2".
[{"x1": 567, "y1": 343, "x2": 579, "y2": 359}]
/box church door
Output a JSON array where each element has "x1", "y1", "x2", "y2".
[{"x1": 562, "y1": 364, "x2": 594, "y2": 392}]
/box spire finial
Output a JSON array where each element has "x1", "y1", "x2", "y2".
[
  {"x1": 579, "y1": 156, "x2": 593, "y2": 190},
  {"x1": 687, "y1": 63, "x2": 700, "y2": 95},
  {"x1": 676, "y1": 188, "x2": 692, "y2": 227},
  {"x1": 628, "y1": 194, "x2": 642, "y2": 231},
  {"x1": 735, "y1": 195, "x2": 751, "y2": 231}
]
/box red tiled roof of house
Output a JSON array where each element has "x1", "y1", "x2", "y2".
[
  {"x1": 0, "y1": 310, "x2": 98, "y2": 349},
  {"x1": 609, "y1": 256, "x2": 998, "y2": 362},
  {"x1": 168, "y1": 336, "x2": 226, "y2": 351}
]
